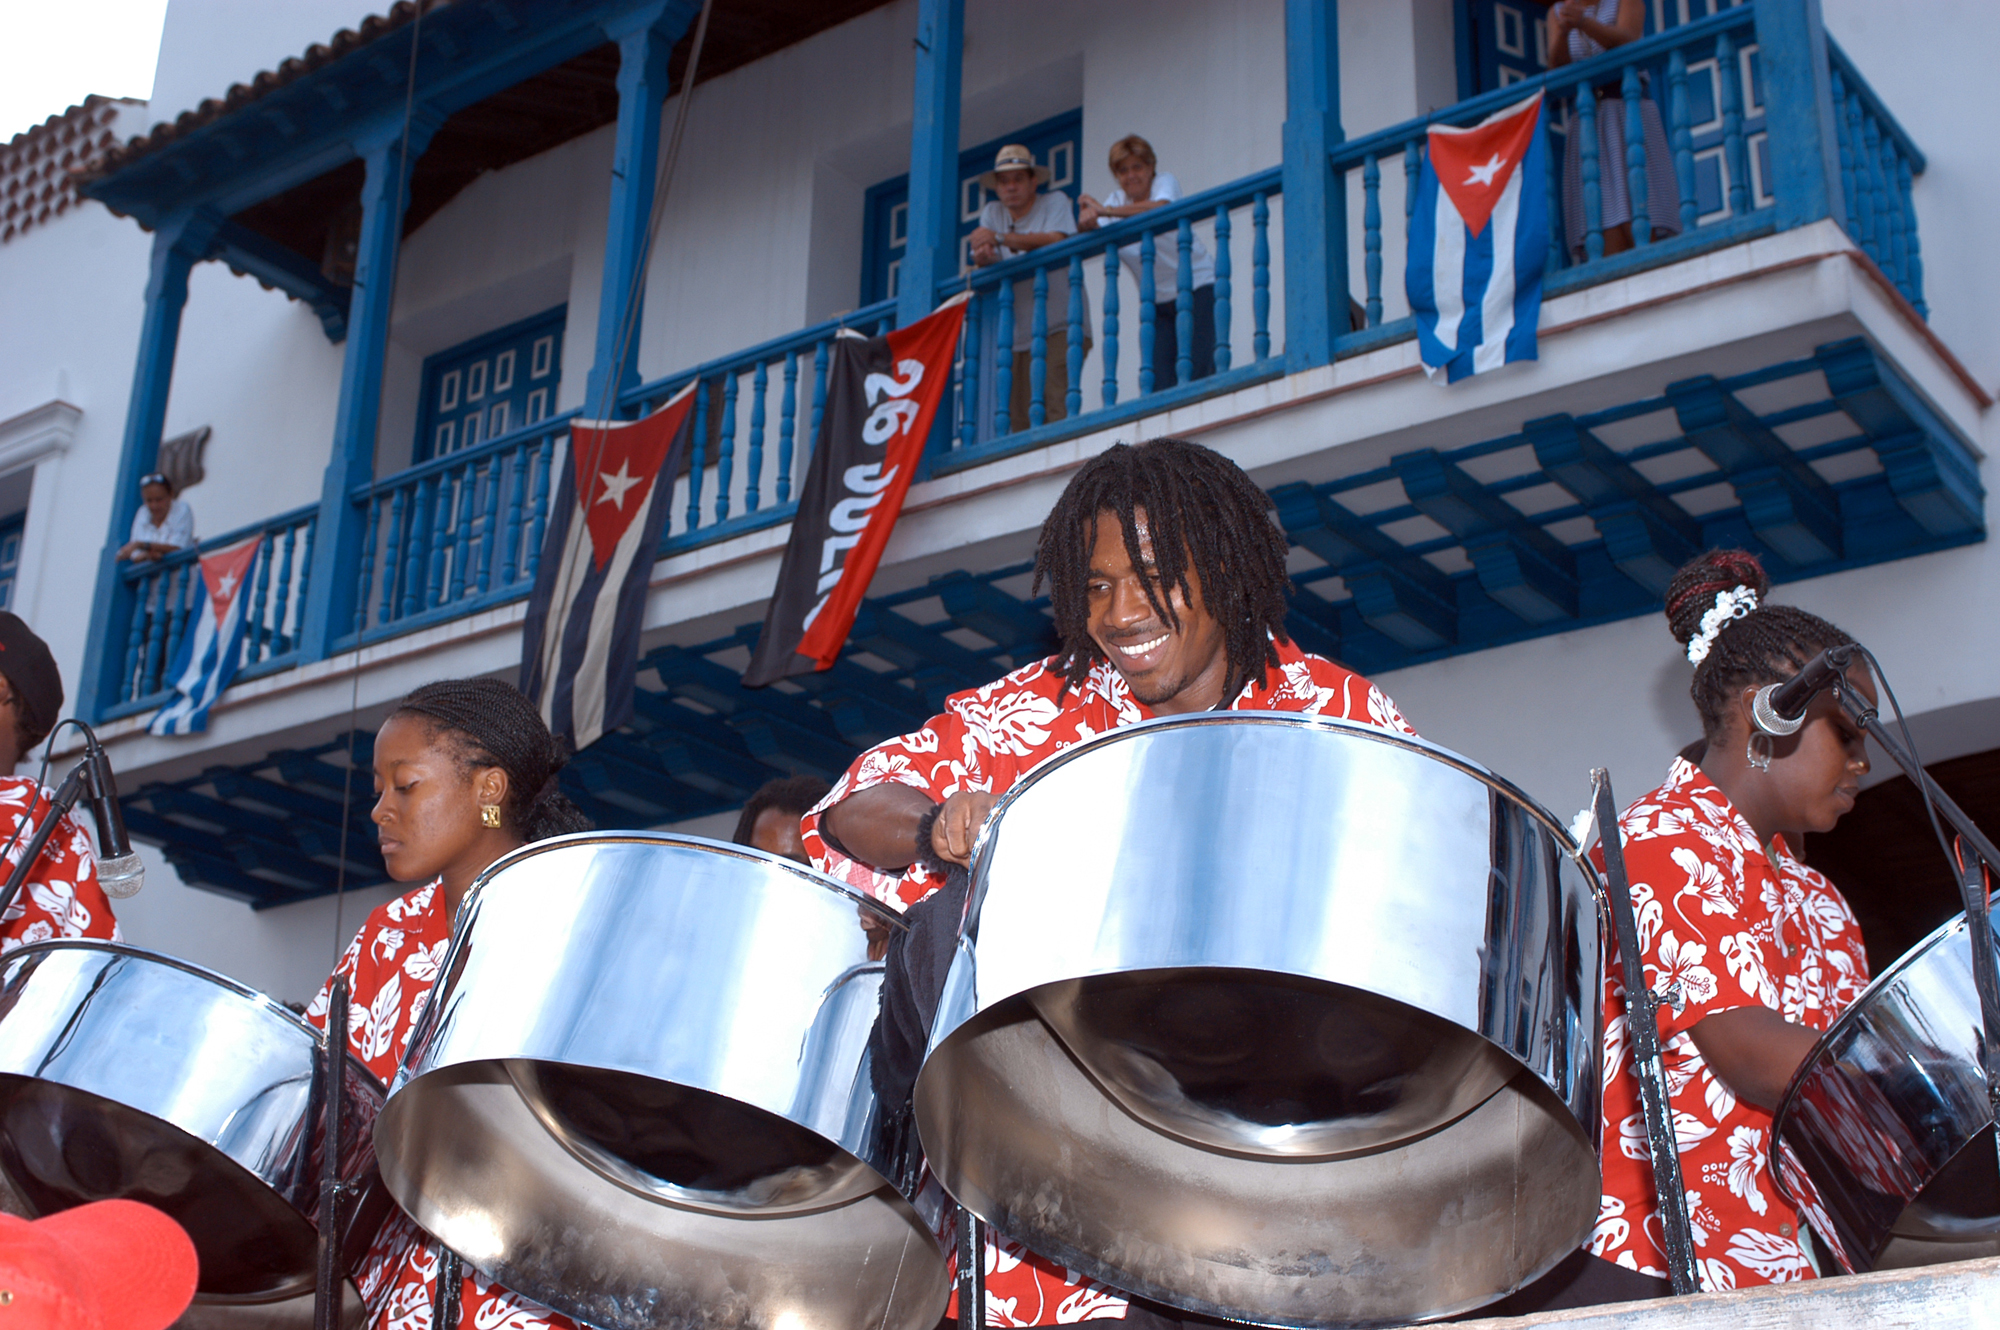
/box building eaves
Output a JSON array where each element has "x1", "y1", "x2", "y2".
[
  {"x1": 81, "y1": 3, "x2": 431, "y2": 187},
  {"x1": 1, "y1": 96, "x2": 142, "y2": 245}
]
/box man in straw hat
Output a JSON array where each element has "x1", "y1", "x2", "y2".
[{"x1": 969, "y1": 143, "x2": 1091, "y2": 429}]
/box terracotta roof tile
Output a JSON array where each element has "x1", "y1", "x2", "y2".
[{"x1": 0, "y1": 96, "x2": 140, "y2": 244}]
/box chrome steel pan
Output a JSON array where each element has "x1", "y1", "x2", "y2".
[
  {"x1": 1774, "y1": 906, "x2": 2000, "y2": 1273},
  {"x1": 375, "y1": 833, "x2": 951, "y2": 1330},
  {"x1": 915, "y1": 712, "x2": 1604, "y2": 1327},
  {"x1": 0, "y1": 941, "x2": 388, "y2": 1306}
]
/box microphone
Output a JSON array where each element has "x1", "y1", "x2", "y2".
[
  {"x1": 78, "y1": 725, "x2": 144, "y2": 899},
  {"x1": 1751, "y1": 644, "x2": 1860, "y2": 738}
]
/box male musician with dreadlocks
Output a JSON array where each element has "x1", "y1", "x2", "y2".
[
  {"x1": 802, "y1": 437, "x2": 1415, "y2": 1328},
  {"x1": 1523, "y1": 549, "x2": 1872, "y2": 1311}
]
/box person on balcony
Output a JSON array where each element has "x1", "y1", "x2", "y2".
[
  {"x1": 306, "y1": 677, "x2": 593, "y2": 1330},
  {"x1": 803, "y1": 438, "x2": 1417, "y2": 1330},
  {"x1": 0, "y1": 612, "x2": 119, "y2": 953},
  {"x1": 969, "y1": 143, "x2": 1091, "y2": 430},
  {"x1": 115, "y1": 472, "x2": 196, "y2": 563},
  {"x1": 1079, "y1": 135, "x2": 1216, "y2": 390},
  {"x1": 1549, "y1": 0, "x2": 1683, "y2": 261}
]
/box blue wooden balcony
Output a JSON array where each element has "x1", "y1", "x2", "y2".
[{"x1": 78, "y1": 0, "x2": 1983, "y2": 906}]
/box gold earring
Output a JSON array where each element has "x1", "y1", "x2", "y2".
[{"x1": 480, "y1": 804, "x2": 502, "y2": 828}]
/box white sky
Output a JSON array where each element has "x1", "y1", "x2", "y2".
[{"x1": 0, "y1": 0, "x2": 171, "y2": 142}]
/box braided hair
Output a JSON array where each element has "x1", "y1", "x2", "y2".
[
  {"x1": 1034, "y1": 438, "x2": 1292, "y2": 701},
  {"x1": 392, "y1": 678, "x2": 593, "y2": 841},
  {"x1": 1665, "y1": 550, "x2": 1854, "y2": 745}
]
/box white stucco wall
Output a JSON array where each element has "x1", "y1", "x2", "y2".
[{"x1": 147, "y1": 0, "x2": 379, "y2": 132}]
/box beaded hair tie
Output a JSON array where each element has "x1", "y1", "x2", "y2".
[{"x1": 1685, "y1": 585, "x2": 1758, "y2": 665}]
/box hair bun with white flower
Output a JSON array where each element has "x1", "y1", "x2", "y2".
[{"x1": 1684, "y1": 585, "x2": 1757, "y2": 665}]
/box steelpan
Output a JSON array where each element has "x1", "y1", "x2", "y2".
[
  {"x1": 0, "y1": 941, "x2": 388, "y2": 1309},
  {"x1": 915, "y1": 713, "x2": 1604, "y2": 1327},
  {"x1": 1774, "y1": 906, "x2": 2000, "y2": 1273},
  {"x1": 375, "y1": 833, "x2": 951, "y2": 1330}
]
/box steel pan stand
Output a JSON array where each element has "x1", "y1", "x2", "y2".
[
  {"x1": 1831, "y1": 679, "x2": 2000, "y2": 1189},
  {"x1": 956, "y1": 1205, "x2": 985, "y2": 1330},
  {"x1": 1590, "y1": 769, "x2": 1701, "y2": 1295},
  {"x1": 316, "y1": 977, "x2": 351, "y2": 1330}
]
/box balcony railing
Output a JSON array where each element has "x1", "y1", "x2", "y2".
[
  {"x1": 92, "y1": 2, "x2": 1935, "y2": 714},
  {"x1": 108, "y1": 507, "x2": 317, "y2": 717}
]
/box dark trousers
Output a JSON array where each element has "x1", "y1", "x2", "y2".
[{"x1": 1145, "y1": 283, "x2": 1215, "y2": 391}]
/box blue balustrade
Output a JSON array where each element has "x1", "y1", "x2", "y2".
[
  {"x1": 100, "y1": 6, "x2": 1931, "y2": 694},
  {"x1": 109, "y1": 505, "x2": 319, "y2": 715}
]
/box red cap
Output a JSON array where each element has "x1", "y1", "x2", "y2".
[{"x1": 0, "y1": 1201, "x2": 199, "y2": 1330}]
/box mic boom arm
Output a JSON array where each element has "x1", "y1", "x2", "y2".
[{"x1": 0, "y1": 760, "x2": 92, "y2": 923}]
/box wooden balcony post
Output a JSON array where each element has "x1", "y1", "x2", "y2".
[
  {"x1": 1282, "y1": 0, "x2": 1345, "y2": 373},
  {"x1": 1754, "y1": 0, "x2": 1844, "y2": 231},
  {"x1": 298, "y1": 109, "x2": 443, "y2": 663},
  {"x1": 77, "y1": 210, "x2": 219, "y2": 720},
  {"x1": 898, "y1": 0, "x2": 964, "y2": 332},
  {"x1": 584, "y1": 0, "x2": 701, "y2": 418}
]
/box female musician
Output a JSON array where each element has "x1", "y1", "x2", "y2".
[
  {"x1": 306, "y1": 678, "x2": 591, "y2": 1330},
  {"x1": 1570, "y1": 550, "x2": 1872, "y2": 1304}
]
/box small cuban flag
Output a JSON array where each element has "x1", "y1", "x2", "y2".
[
  {"x1": 1407, "y1": 90, "x2": 1549, "y2": 383},
  {"x1": 149, "y1": 533, "x2": 263, "y2": 735}
]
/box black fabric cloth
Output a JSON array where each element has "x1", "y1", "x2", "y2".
[
  {"x1": 1464, "y1": 1249, "x2": 1672, "y2": 1318},
  {"x1": 867, "y1": 859, "x2": 969, "y2": 1195},
  {"x1": 0, "y1": 613, "x2": 61, "y2": 740},
  {"x1": 1146, "y1": 283, "x2": 1216, "y2": 391}
]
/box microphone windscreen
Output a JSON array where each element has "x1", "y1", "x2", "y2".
[{"x1": 98, "y1": 852, "x2": 146, "y2": 899}]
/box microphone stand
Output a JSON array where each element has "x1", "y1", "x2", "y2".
[
  {"x1": 314, "y1": 976, "x2": 350, "y2": 1330},
  {"x1": 1830, "y1": 678, "x2": 2000, "y2": 1176},
  {"x1": 1587, "y1": 768, "x2": 1702, "y2": 1295},
  {"x1": 0, "y1": 760, "x2": 91, "y2": 923}
]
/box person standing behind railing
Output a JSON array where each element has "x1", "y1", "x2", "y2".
[
  {"x1": 969, "y1": 144, "x2": 1091, "y2": 429},
  {"x1": 1079, "y1": 135, "x2": 1215, "y2": 391},
  {"x1": 115, "y1": 473, "x2": 196, "y2": 563},
  {"x1": 1549, "y1": 0, "x2": 1682, "y2": 260}
]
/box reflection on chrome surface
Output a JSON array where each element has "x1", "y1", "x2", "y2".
[
  {"x1": 915, "y1": 712, "x2": 1604, "y2": 1328},
  {"x1": 1775, "y1": 907, "x2": 2000, "y2": 1272},
  {"x1": 376, "y1": 833, "x2": 949, "y2": 1330},
  {"x1": 0, "y1": 941, "x2": 386, "y2": 1304}
]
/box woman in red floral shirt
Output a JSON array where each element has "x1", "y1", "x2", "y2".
[
  {"x1": 1508, "y1": 550, "x2": 1874, "y2": 1314},
  {"x1": 305, "y1": 678, "x2": 590, "y2": 1330}
]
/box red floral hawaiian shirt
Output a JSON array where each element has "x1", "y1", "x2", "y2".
[
  {"x1": 804, "y1": 639, "x2": 1415, "y2": 1325},
  {"x1": 1592, "y1": 757, "x2": 1869, "y2": 1291},
  {"x1": 307, "y1": 880, "x2": 578, "y2": 1330},
  {"x1": 0, "y1": 776, "x2": 118, "y2": 952}
]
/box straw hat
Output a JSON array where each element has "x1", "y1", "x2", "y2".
[{"x1": 978, "y1": 143, "x2": 1050, "y2": 192}]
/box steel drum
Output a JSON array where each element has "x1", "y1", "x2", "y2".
[
  {"x1": 0, "y1": 941, "x2": 388, "y2": 1311},
  {"x1": 374, "y1": 833, "x2": 951, "y2": 1330},
  {"x1": 914, "y1": 712, "x2": 1604, "y2": 1327},
  {"x1": 1774, "y1": 906, "x2": 2000, "y2": 1273}
]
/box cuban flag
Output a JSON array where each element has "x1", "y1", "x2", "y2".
[
  {"x1": 1407, "y1": 90, "x2": 1549, "y2": 383},
  {"x1": 520, "y1": 384, "x2": 697, "y2": 752},
  {"x1": 148, "y1": 534, "x2": 263, "y2": 735}
]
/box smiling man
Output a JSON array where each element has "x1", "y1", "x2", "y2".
[{"x1": 801, "y1": 437, "x2": 1415, "y2": 1328}]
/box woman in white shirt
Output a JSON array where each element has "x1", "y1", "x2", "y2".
[
  {"x1": 116, "y1": 473, "x2": 196, "y2": 563},
  {"x1": 1079, "y1": 135, "x2": 1215, "y2": 391}
]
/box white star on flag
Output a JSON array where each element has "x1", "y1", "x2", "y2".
[
  {"x1": 1465, "y1": 153, "x2": 1506, "y2": 187},
  {"x1": 596, "y1": 461, "x2": 642, "y2": 511},
  {"x1": 217, "y1": 572, "x2": 238, "y2": 597}
]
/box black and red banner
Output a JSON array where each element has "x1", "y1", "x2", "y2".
[{"x1": 744, "y1": 296, "x2": 968, "y2": 686}]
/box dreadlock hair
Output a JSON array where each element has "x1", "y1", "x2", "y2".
[
  {"x1": 1033, "y1": 438, "x2": 1292, "y2": 701},
  {"x1": 392, "y1": 677, "x2": 593, "y2": 842},
  {"x1": 731, "y1": 774, "x2": 831, "y2": 848},
  {"x1": 1665, "y1": 549, "x2": 1854, "y2": 748}
]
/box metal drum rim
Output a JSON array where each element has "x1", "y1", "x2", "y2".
[
  {"x1": 460, "y1": 831, "x2": 914, "y2": 931},
  {"x1": 2, "y1": 939, "x2": 320, "y2": 1042},
  {"x1": 1770, "y1": 898, "x2": 1994, "y2": 1210},
  {"x1": 963, "y1": 710, "x2": 1589, "y2": 898}
]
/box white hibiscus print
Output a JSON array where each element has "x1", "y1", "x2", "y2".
[
  {"x1": 1727, "y1": 1124, "x2": 1769, "y2": 1215},
  {"x1": 372, "y1": 927, "x2": 407, "y2": 964},
  {"x1": 1726, "y1": 1227, "x2": 1811, "y2": 1281},
  {"x1": 1651, "y1": 931, "x2": 1719, "y2": 1010},
  {"x1": 1671, "y1": 845, "x2": 1736, "y2": 918}
]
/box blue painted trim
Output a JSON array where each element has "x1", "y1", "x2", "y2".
[
  {"x1": 211, "y1": 220, "x2": 350, "y2": 342},
  {"x1": 297, "y1": 111, "x2": 443, "y2": 665},
  {"x1": 583, "y1": 2, "x2": 698, "y2": 416},
  {"x1": 897, "y1": 0, "x2": 964, "y2": 329},
  {"x1": 1753, "y1": 0, "x2": 1842, "y2": 232},
  {"x1": 77, "y1": 212, "x2": 218, "y2": 722},
  {"x1": 411, "y1": 304, "x2": 568, "y2": 463},
  {"x1": 1824, "y1": 41, "x2": 1923, "y2": 172},
  {"x1": 1281, "y1": 0, "x2": 1345, "y2": 374}
]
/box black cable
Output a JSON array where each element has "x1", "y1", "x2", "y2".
[{"x1": 0, "y1": 718, "x2": 87, "y2": 873}]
